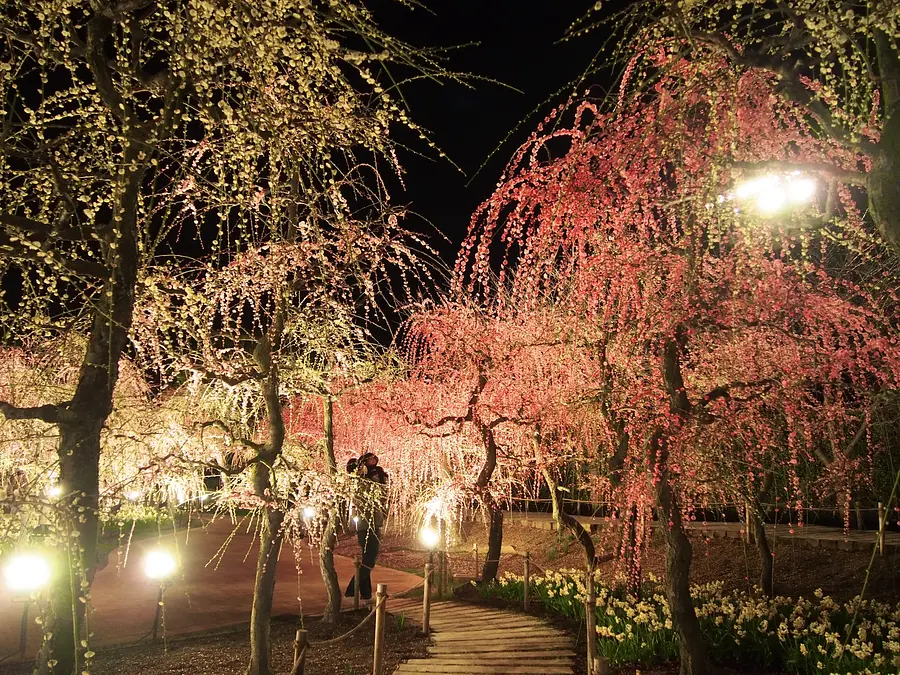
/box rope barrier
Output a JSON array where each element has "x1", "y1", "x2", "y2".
[
  {"x1": 307, "y1": 605, "x2": 378, "y2": 647},
  {"x1": 506, "y1": 497, "x2": 888, "y2": 512}
]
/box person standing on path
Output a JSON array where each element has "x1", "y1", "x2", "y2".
[{"x1": 345, "y1": 452, "x2": 388, "y2": 601}]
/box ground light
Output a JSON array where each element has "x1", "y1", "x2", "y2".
[
  {"x1": 143, "y1": 549, "x2": 177, "y2": 641},
  {"x1": 3, "y1": 552, "x2": 51, "y2": 657}
]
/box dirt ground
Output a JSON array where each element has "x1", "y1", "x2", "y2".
[
  {"x1": 338, "y1": 520, "x2": 900, "y2": 603},
  {"x1": 0, "y1": 609, "x2": 427, "y2": 675}
]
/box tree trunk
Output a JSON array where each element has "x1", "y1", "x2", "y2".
[
  {"x1": 38, "y1": 181, "x2": 140, "y2": 675},
  {"x1": 534, "y1": 428, "x2": 597, "y2": 568},
  {"x1": 750, "y1": 507, "x2": 773, "y2": 597},
  {"x1": 319, "y1": 512, "x2": 341, "y2": 622},
  {"x1": 320, "y1": 397, "x2": 341, "y2": 622},
  {"x1": 870, "y1": 31, "x2": 900, "y2": 256},
  {"x1": 247, "y1": 507, "x2": 285, "y2": 675},
  {"x1": 481, "y1": 502, "x2": 503, "y2": 584},
  {"x1": 654, "y1": 437, "x2": 710, "y2": 675}
]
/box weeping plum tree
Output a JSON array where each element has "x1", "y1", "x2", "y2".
[
  {"x1": 458, "y1": 50, "x2": 900, "y2": 675},
  {"x1": 400, "y1": 301, "x2": 599, "y2": 582},
  {"x1": 137, "y1": 192, "x2": 432, "y2": 674},
  {"x1": 0, "y1": 2, "x2": 447, "y2": 672},
  {"x1": 576, "y1": 0, "x2": 900, "y2": 254}
]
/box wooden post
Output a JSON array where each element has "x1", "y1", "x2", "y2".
[
  {"x1": 744, "y1": 501, "x2": 751, "y2": 543},
  {"x1": 353, "y1": 555, "x2": 361, "y2": 610},
  {"x1": 291, "y1": 628, "x2": 308, "y2": 675},
  {"x1": 523, "y1": 551, "x2": 531, "y2": 611},
  {"x1": 878, "y1": 502, "x2": 886, "y2": 556},
  {"x1": 473, "y1": 542, "x2": 479, "y2": 581},
  {"x1": 372, "y1": 584, "x2": 387, "y2": 675},
  {"x1": 855, "y1": 501, "x2": 865, "y2": 531},
  {"x1": 423, "y1": 560, "x2": 433, "y2": 636},
  {"x1": 586, "y1": 571, "x2": 597, "y2": 675}
]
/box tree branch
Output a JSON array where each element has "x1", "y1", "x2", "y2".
[
  {"x1": 0, "y1": 400, "x2": 74, "y2": 424},
  {"x1": 198, "y1": 419, "x2": 266, "y2": 454},
  {"x1": 731, "y1": 160, "x2": 867, "y2": 186}
]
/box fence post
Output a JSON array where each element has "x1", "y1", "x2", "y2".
[
  {"x1": 473, "y1": 543, "x2": 479, "y2": 581},
  {"x1": 423, "y1": 560, "x2": 433, "y2": 636},
  {"x1": 523, "y1": 551, "x2": 531, "y2": 612},
  {"x1": 586, "y1": 570, "x2": 597, "y2": 675},
  {"x1": 353, "y1": 555, "x2": 361, "y2": 610},
  {"x1": 292, "y1": 628, "x2": 308, "y2": 675},
  {"x1": 372, "y1": 584, "x2": 387, "y2": 675},
  {"x1": 744, "y1": 501, "x2": 751, "y2": 543},
  {"x1": 878, "y1": 502, "x2": 886, "y2": 556}
]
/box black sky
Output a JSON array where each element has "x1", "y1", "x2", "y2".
[{"x1": 367, "y1": 0, "x2": 605, "y2": 272}]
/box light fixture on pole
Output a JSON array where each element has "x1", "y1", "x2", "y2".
[
  {"x1": 143, "y1": 549, "x2": 177, "y2": 641},
  {"x1": 733, "y1": 172, "x2": 818, "y2": 214},
  {"x1": 3, "y1": 552, "x2": 52, "y2": 656}
]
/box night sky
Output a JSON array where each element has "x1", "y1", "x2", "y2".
[{"x1": 367, "y1": 0, "x2": 604, "y2": 271}]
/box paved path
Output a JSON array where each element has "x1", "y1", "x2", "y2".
[
  {"x1": 0, "y1": 519, "x2": 421, "y2": 659},
  {"x1": 388, "y1": 598, "x2": 575, "y2": 675},
  {"x1": 506, "y1": 511, "x2": 900, "y2": 552}
]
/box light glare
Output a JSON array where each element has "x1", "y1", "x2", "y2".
[
  {"x1": 4, "y1": 553, "x2": 51, "y2": 593},
  {"x1": 303, "y1": 506, "x2": 315, "y2": 520},
  {"x1": 143, "y1": 550, "x2": 177, "y2": 581},
  {"x1": 419, "y1": 526, "x2": 440, "y2": 550}
]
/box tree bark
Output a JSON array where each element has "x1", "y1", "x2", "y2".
[
  {"x1": 320, "y1": 397, "x2": 341, "y2": 622},
  {"x1": 750, "y1": 507, "x2": 773, "y2": 597},
  {"x1": 654, "y1": 434, "x2": 710, "y2": 675},
  {"x1": 870, "y1": 31, "x2": 900, "y2": 256},
  {"x1": 475, "y1": 410, "x2": 503, "y2": 585},
  {"x1": 481, "y1": 501, "x2": 504, "y2": 584},
  {"x1": 37, "y1": 160, "x2": 141, "y2": 675},
  {"x1": 534, "y1": 427, "x2": 596, "y2": 567},
  {"x1": 657, "y1": 335, "x2": 710, "y2": 675},
  {"x1": 247, "y1": 506, "x2": 285, "y2": 675}
]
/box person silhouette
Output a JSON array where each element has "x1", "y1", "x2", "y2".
[{"x1": 345, "y1": 453, "x2": 388, "y2": 601}]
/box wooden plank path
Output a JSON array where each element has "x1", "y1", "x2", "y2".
[
  {"x1": 506, "y1": 511, "x2": 900, "y2": 552},
  {"x1": 387, "y1": 598, "x2": 575, "y2": 675}
]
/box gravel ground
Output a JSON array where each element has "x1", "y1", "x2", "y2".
[{"x1": 0, "y1": 609, "x2": 427, "y2": 675}]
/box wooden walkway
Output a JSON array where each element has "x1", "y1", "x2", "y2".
[{"x1": 388, "y1": 598, "x2": 575, "y2": 675}]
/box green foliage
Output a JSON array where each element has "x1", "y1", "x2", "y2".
[{"x1": 481, "y1": 569, "x2": 900, "y2": 675}]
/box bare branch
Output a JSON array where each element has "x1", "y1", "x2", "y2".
[
  {"x1": 0, "y1": 400, "x2": 74, "y2": 424},
  {"x1": 198, "y1": 419, "x2": 266, "y2": 454}
]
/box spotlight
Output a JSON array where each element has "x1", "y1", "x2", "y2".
[{"x1": 143, "y1": 550, "x2": 177, "y2": 581}]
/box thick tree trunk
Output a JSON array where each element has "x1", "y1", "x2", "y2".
[
  {"x1": 481, "y1": 502, "x2": 503, "y2": 584},
  {"x1": 657, "y1": 335, "x2": 710, "y2": 675},
  {"x1": 38, "y1": 183, "x2": 140, "y2": 675},
  {"x1": 320, "y1": 397, "x2": 341, "y2": 622},
  {"x1": 870, "y1": 31, "x2": 900, "y2": 256},
  {"x1": 247, "y1": 508, "x2": 285, "y2": 675},
  {"x1": 655, "y1": 441, "x2": 710, "y2": 675}
]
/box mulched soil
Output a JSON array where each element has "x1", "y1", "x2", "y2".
[
  {"x1": 0, "y1": 610, "x2": 427, "y2": 675},
  {"x1": 341, "y1": 520, "x2": 900, "y2": 603}
]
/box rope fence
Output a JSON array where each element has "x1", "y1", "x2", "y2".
[{"x1": 507, "y1": 495, "x2": 891, "y2": 512}]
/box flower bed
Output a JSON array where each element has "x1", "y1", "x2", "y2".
[{"x1": 479, "y1": 570, "x2": 898, "y2": 675}]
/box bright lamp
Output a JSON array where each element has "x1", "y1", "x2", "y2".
[
  {"x1": 419, "y1": 526, "x2": 440, "y2": 550},
  {"x1": 143, "y1": 550, "x2": 177, "y2": 581},
  {"x1": 4, "y1": 553, "x2": 51, "y2": 593}
]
